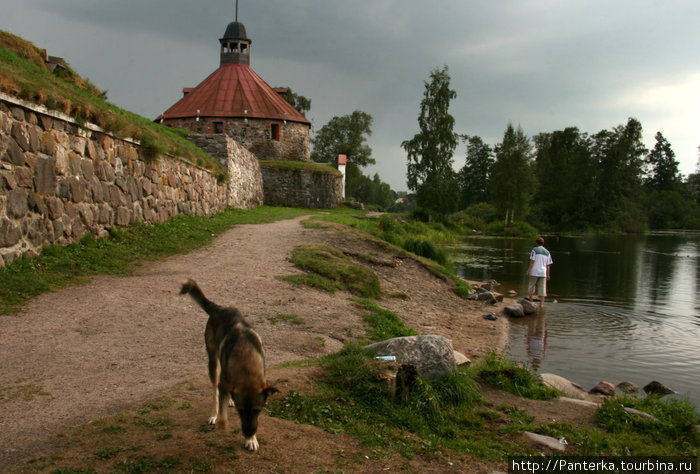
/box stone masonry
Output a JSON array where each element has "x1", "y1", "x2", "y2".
[
  {"x1": 260, "y1": 163, "x2": 343, "y2": 209},
  {"x1": 166, "y1": 117, "x2": 310, "y2": 162},
  {"x1": 186, "y1": 134, "x2": 264, "y2": 209},
  {"x1": 0, "y1": 93, "x2": 230, "y2": 266}
]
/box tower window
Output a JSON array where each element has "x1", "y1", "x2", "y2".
[
  {"x1": 271, "y1": 123, "x2": 281, "y2": 141},
  {"x1": 214, "y1": 122, "x2": 223, "y2": 133}
]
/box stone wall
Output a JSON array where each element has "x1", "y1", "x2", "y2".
[
  {"x1": 0, "y1": 93, "x2": 229, "y2": 266},
  {"x1": 165, "y1": 117, "x2": 310, "y2": 161},
  {"x1": 260, "y1": 162, "x2": 343, "y2": 209},
  {"x1": 186, "y1": 134, "x2": 263, "y2": 209}
]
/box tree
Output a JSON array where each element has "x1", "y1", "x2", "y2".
[
  {"x1": 402, "y1": 66, "x2": 459, "y2": 214},
  {"x1": 354, "y1": 173, "x2": 395, "y2": 210},
  {"x1": 592, "y1": 118, "x2": 647, "y2": 230},
  {"x1": 532, "y1": 127, "x2": 597, "y2": 230},
  {"x1": 490, "y1": 123, "x2": 536, "y2": 225},
  {"x1": 687, "y1": 149, "x2": 700, "y2": 204},
  {"x1": 280, "y1": 87, "x2": 311, "y2": 115},
  {"x1": 458, "y1": 135, "x2": 494, "y2": 208},
  {"x1": 310, "y1": 110, "x2": 375, "y2": 198},
  {"x1": 645, "y1": 131, "x2": 682, "y2": 191}
]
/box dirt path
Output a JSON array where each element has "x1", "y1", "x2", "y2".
[{"x1": 0, "y1": 216, "x2": 510, "y2": 470}]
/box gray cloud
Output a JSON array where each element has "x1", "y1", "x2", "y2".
[{"x1": 2, "y1": 0, "x2": 699, "y2": 191}]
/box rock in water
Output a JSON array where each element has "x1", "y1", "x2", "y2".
[
  {"x1": 643, "y1": 380, "x2": 675, "y2": 395},
  {"x1": 504, "y1": 303, "x2": 524, "y2": 318},
  {"x1": 589, "y1": 381, "x2": 615, "y2": 396},
  {"x1": 617, "y1": 381, "x2": 639, "y2": 393},
  {"x1": 517, "y1": 298, "x2": 539, "y2": 315}
]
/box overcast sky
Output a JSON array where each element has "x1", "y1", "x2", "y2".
[{"x1": 2, "y1": 0, "x2": 699, "y2": 191}]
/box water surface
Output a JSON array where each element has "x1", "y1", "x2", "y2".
[{"x1": 453, "y1": 233, "x2": 700, "y2": 406}]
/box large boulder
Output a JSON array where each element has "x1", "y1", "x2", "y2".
[
  {"x1": 539, "y1": 373, "x2": 595, "y2": 401},
  {"x1": 366, "y1": 335, "x2": 456, "y2": 380},
  {"x1": 503, "y1": 303, "x2": 525, "y2": 318},
  {"x1": 517, "y1": 298, "x2": 539, "y2": 315}
]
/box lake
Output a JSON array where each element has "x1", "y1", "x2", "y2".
[{"x1": 452, "y1": 233, "x2": 700, "y2": 407}]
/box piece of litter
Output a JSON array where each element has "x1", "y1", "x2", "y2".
[{"x1": 375, "y1": 355, "x2": 396, "y2": 361}]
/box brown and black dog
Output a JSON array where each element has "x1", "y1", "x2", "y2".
[{"x1": 180, "y1": 279, "x2": 278, "y2": 451}]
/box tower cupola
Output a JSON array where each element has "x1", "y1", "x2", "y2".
[{"x1": 220, "y1": 20, "x2": 251, "y2": 65}]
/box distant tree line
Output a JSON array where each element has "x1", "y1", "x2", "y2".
[
  {"x1": 403, "y1": 66, "x2": 700, "y2": 231},
  {"x1": 310, "y1": 110, "x2": 396, "y2": 210},
  {"x1": 281, "y1": 89, "x2": 396, "y2": 210}
]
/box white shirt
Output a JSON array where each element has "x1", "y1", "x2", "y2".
[{"x1": 529, "y1": 246, "x2": 553, "y2": 277}]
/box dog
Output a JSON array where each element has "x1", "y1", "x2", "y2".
[{"x1": 180, "y1": 279, "x2": 278, "y2": 451}]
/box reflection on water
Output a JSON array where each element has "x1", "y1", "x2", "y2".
[
  {"x1": 524, "y1": 312, "x2": 547, "y2": 371},
  {"x1": 454, "y1": 233, "x2": 700, "y2": 407}
]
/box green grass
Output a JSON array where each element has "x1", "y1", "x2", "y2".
[
  {"x1": 350, "y1": 297, "x2": 417, "y2": 341},
  {"x1": 0, "y1": 206, "x2": 313, "y2": 314},
  {"x1": 283, "y1": 243, "x2": 382, "y2": 298},
  {"x1": 470, "y1": 352, "x2": 560, "y2": 400},
  {"x1": 306, "y1": 212, "x2": 473, "y2": 298},
  {"x1": 267, "y1": 344, "x2": 524, "y2": 460},
  {"x1": 0, "y1": 30, "x2": 226, "y2": 179},
  {"x1": 259, "y1": 160, "x2": 342, "y2": 176},
  {"x1": 268, "y1": 345, "x2": 699, "y2": 461},
  {"x1": 267, "y1": 313, "x2": 306, "y2": 326}
]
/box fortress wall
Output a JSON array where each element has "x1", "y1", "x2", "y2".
[
  {"x1": 186, "y1": 134, "x2": 264, "y2": 209},
  {"x1": 260, "y1": 162, "x2": 343, "y2": 209},
  {"x1": 0, "y1": 93, "x2": 229, "y2": 265},
  {"x1": 165, "y1": 117, "x2": 310, "y2": 162}
]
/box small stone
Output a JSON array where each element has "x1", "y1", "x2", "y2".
[
  {"x1": 453, "y1": 351, "x2": 471, "y2": 366},
  {"x1": 623, "y1": 407, "x2": 657, "y2": 421},
  {"x1": 477, "y1": 291, "x2": 497, "y2": 304},
  {"x1": 524, "y1": 431, "x2": 567, "y2": 452}
]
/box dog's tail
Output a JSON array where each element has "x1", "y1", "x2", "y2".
[{"x1": 180, "y1": 279, "x2": 219, "y2": 315}]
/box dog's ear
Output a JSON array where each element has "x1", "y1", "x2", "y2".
[{"x1": 262, "y1": 384, "x2": 280, "y2": 399}]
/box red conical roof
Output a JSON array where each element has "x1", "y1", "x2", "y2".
[{"x1": 159, "y1": 63, "x2": 309, "y2": 125}]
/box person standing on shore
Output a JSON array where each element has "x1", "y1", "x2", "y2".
[{"x1": 526, "y1": 237, "x2": 553, "y2": 309}]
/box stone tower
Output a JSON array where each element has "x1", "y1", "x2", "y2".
[{"x1": 156, "y1": 13, "x2": 311, "y2": 161}]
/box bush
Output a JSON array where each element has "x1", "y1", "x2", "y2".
[
  {"x1": 412, "y1": 207, "x2": 431, "y2": 222},
  {"x1": 403, "y1": 238, "x2": 449, "y2": 266},
  {"x1": 449, "y1": 211, "x2": 486, "y2": 231},
  {"x1": 485, "y1": 220, "x2": 537, "y2": 237}
]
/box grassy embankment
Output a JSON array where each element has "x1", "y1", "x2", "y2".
[
  {"x1": 0, "y1": 30, "x2": 226, "y2": 180},
  {"x1": 267, "y1": 218, "x2": 699, "y2": 462}
]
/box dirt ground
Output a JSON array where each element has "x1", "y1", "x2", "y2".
[{"x1": 0, "y1": 215, "x2": 595, "y2": 473}]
